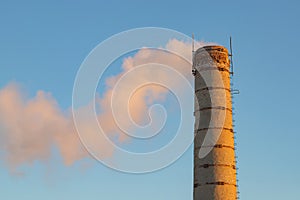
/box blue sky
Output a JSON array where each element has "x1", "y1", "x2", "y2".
[{"x1": 1, "y1": 0, "x2": 300, "y2": 199}]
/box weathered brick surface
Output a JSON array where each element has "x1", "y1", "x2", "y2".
[{"x1": 193, "y1": 46, "x2": 237, "y2": 200}]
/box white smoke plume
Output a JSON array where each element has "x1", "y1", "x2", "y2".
[{"x1": 0, "y1": 39, "x2": 209, "y2": 172}]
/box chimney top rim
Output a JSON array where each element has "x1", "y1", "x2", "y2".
[{"x1": 196, "y1": 45, "x2": 228, "y2": 54}]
